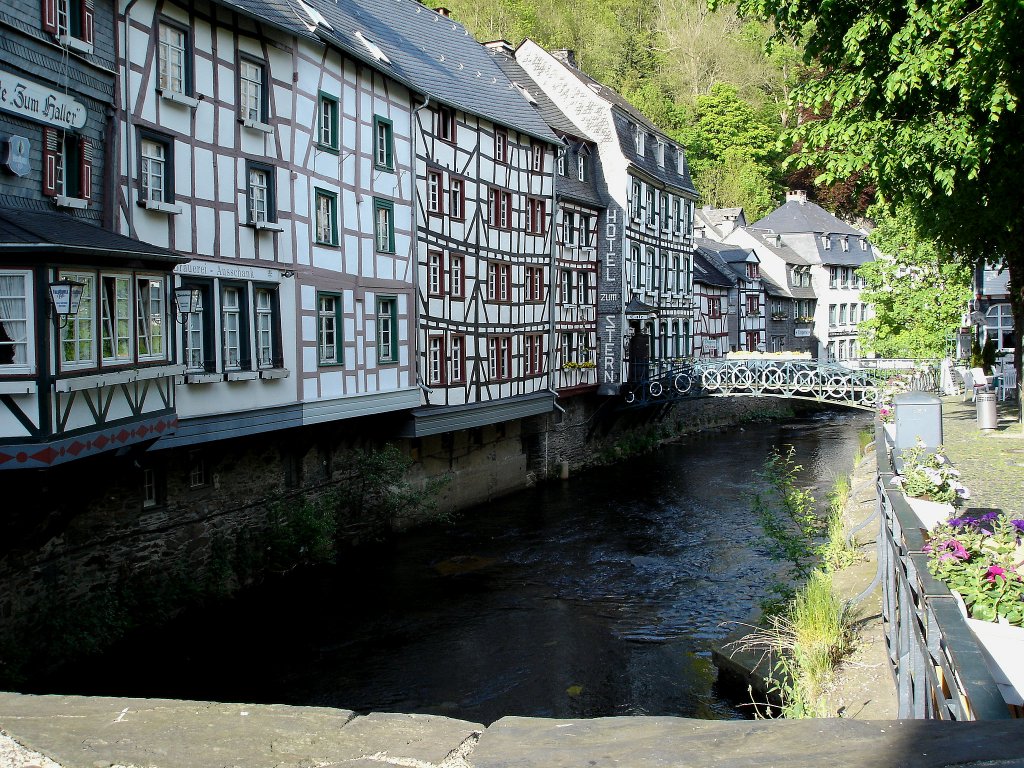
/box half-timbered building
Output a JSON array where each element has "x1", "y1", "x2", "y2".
[
  {"x1": 513, "y1": 40, "x2": 698, "y2": 396},
  {"x1": 114, "y1": 0, "x2": 423, "y2": 460},
  {"x1": 487, "y1": 42, "x2": 607, "y2": 397},
  {"x1": 691, "y1": 250, "x2": 732, "y2": 358},
  {"x1": 1, "y1": 0, "x2": 185, "y2": 472},
  {"x1": 696, "y1": 240, "x2": 767, "y2": 353}
]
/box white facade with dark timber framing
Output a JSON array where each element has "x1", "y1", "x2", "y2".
[
  {"x1": 0, "y1": 0, "x2": 186, "y2": 471},
  {"x1": 487, "y1": 42, "x2": 607, "y2": 397},
  {"x1": 691, "y1": 250, "x2": 732, "y2": 358},
  {"x1": 114, "y1": 0, "x2": 421, "y2": 449},
  {"x1": 513, "y1": 41, "x2": 698, "y2": 397}
]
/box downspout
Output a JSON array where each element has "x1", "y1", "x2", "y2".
[{"x1": 411, "y1": 93, "x2": 430, "y2": 406}]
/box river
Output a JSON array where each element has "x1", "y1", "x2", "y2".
[{"x1": 41, "y1": 409, "x2": 869, "y2": 724}]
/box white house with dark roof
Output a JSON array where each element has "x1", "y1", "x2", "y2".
[
  {"x1": 695, "y1": 239, "x2": 768, "y2": 353},
  {"x1": 513, "y1": 40, "x2": 699, "y2": 396},
  {"x1": 742, "y1": 190, "x2": 874, "y2": 361},
  {"x1": 691, "y1": 250, "x2": 732, "y2": 358},
  {"x1": 113, "y1": 0, "x2": 426, "y2": 472}
]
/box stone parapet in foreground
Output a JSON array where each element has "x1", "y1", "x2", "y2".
[{"x1": 2, "y1": 693, "x2": 1024, "y2": 768}]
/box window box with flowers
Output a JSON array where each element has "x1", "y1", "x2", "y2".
[
  {"x1": 796, "y1": 316, "x2": 815, "y2": 323},
  {"x1": 890, "y1": 439, "x2": 970, "y2": 529},
  {"x1": 563, "y1": 361, "x2": 596, "y2": 370},
  {"x1": 771, "y1": 313, "x2": 788, "y2": 321}
]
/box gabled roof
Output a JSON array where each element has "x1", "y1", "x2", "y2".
[
  {"x1": 692, "y1": 250, "x2": 733, "y2": 288},
  {"x1": 222, "y1": 0, "x2": 558, "y2": 144},
  {"x1": 751, "y1": 198, "x2": 862, "y2": 236},
  {"x1": 0, "y1": 209, "x2": 186, "y2": 264},
  {"x1": 760, "y1": 272, "x2": 791, "y2": 299},
  {"x1": 745, "y1": 229, "x2": 812, "y2": 266},
  {"x1": 698, "y1": 239, "x2": 757, "y2": 266},
  {"x1": 701, "y1": 207, "x2": 746, "y2": 227}
]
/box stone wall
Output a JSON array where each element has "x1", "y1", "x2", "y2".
[{"x1": 0, "y1": 394, "x2": 800, "y2": 675}]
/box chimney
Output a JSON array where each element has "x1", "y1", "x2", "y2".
[
  {"x1": 551, "y1": 49, "x2": 577, "y2": 69},
  {"x1": 483, "y1": 40, "x2": 515, "y2": 55},
  {"x1": 786, "y1": 189, "x2": 808, "y2": 205},
  {"x1": 436, "y1": 6, "x2": 450, "y2": 17}
]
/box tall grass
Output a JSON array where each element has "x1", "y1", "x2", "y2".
[{"x1": 821, "y1": 474, "x2": 857, "y2": 572}]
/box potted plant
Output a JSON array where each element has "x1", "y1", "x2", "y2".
[{"x1": 890, "y1": 439, "x2": 970, "y2": 528}]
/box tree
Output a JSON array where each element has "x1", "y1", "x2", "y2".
[
  {"x1": 724, "y1": 0, "x2": 1023, "y2": 407},
  {"x1": 857, "y1": 208, "x2": 971, "y2": 359}
]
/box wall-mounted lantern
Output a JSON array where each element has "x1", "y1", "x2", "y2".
[
  {"x1": 172, "y1": 286, "x2": 203, "y2": 323},
  {"x1": 48, "y1": 278, "x2": 85, "y2": 328}
]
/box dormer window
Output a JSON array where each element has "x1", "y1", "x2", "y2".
[
  {"x1": 635, "y1": 128, "x2": 645, "y2": 156},
  {"x1": 577, "y1": 153, "x2": 585, "y2": 181},
  {"x1": 655, "y1": 140, "x2": 665, "y2": 167},
  {"x1": 746, "y1": 262, "x2": 760, "y2": 280},
  {"x1": 860, "y1": 238, "x2": 868, "y2": 251},
  {"x1": 841, "y1": 236, "x2": 849, "y2": 252},
  {"x1": 676, "y1": 148, "x2": 686, "y2": 175},
  {"x1": 435, "y1": 107, "x2": 456, "y2": 142},
  {"x1": 822, "y1": 234, "x2": 831, "y2": 250}
]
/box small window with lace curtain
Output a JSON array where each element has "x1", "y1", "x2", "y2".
[{"x1": 0, "y1": 271, "x2": 32, "y2": 372}]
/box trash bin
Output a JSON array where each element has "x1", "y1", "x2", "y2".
[{"x1": 977, "y1": 391, "x2": 997, "y2": 430}]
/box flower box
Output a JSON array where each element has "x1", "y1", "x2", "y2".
[
  {"x1": 953, "y1": 592, "x2": 1024, "y2": 706},
  {"x1": 905, "y1": 496, "x2": 954, "y2": 530}
]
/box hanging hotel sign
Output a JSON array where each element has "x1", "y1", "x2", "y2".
[{"x1": 0, "y1": 69, "x2": 87, "y2": 129}]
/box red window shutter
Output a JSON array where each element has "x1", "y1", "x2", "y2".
[
  {"x1": 82, "y1": 0, "x2": 94, "y2": 44},
  {"x1": 80, "y1": 138, "x2": 93, "y2": 200},
  {"x1": 43, "y1": 128, "x2": 59, "y2": 197},
  {"x1": 41, "y1": 0, "x2": 58, "y2": 35}
]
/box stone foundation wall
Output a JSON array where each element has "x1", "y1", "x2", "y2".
[{"x1": 0, "y1": 395, "x2": 800, "y2": 673}]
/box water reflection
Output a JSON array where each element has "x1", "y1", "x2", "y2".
[{"x1": 45, "y1": 409, "x2": 868, "y2": 724}]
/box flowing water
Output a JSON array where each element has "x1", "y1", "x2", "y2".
[{"x1": 41, "y1": 409, "x2": 869, "y2": 724}]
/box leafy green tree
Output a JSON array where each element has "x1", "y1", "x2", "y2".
[
  {"x1": 857, "y1": 209, "x2": 971, "y2": 359},
  {"x1": 724, "y1": 0, "x2": 1024, "y2": 397}
]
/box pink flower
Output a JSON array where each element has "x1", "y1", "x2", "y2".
[{"x1": 986, "y1": 566, "x2": 1007, "y2": 583}]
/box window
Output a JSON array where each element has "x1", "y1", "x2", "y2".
[
  {"x1": 100, "y1": 275, "x2": 132, "y2": 363},
  {"x1": 449, "y1": 255, "x2": 464, "y2": 298},
  {"x1": 525, "y1": 266, "x2": 544, "y2": 302},
  {"x1": 450, "y1": 334, "x2": 465, "y2": 383},
  {"x1": 985, "y1": 304, "x2": 1015, "y2": 351},
  {"x1": 557, "y1": 151, "x2": 565, "y2": 176},
  {"x1": 673, "y1": 197, "x2": 681, "y2": 233},
  {"x1": 860, "y1": 303, "x2": 868, "y2": 322},
  {"x1": 578, "y1": 270, "x2": 590, "y2": 304},
  {"x1": 495, "y1": 130, "x2": 507, "y2": 162},
  {"x1": 374, "y1": 198, "x2": 395, "y2": 252},
  {"x1": 449, "y1": 177, "x2": 464, "y2": 219},
  {"x1": 829, "y1": 266, "x2": 839, "y2": 288},
  {"x1": 562, "y1": 210, "x2": 577, "y2": 246},
  {"x1": 427, "y1": 335, "x2": 445, "y2": 385},
  {"x1": 318, "y1": 293, "x2": 342, "y2": 365},
  {"x1": 56, "y1": 271, "x2": 95, "y2": 368},
  {"x1": 577, "y1": 153, "x2": 586, "y2": 182},
  {"x1": 487, "y1": 262, "x2": 511, "y2": 302},
  {"x1": 255, "y1": 287, "x2": 277, "y2": 368},
  {"x1": 247, "y1": 162, "x2": 276, "y2": 224},
  {"x1": 377, "y1": 296, "x2": 397, "y2": 363},
  {"x1": 527, "y1": 198, "x2": 546, "y2": 234},
  {"x1": 580, "y1": 214, "x2": 592, "y2": 247},
  {"x1": 488, "y1": 188, "x2": 511, "y2": 229},
  {"x1": 746, "y1": 294, "x2": 760, "y2": 316},
  {"x1": 314, "y1": 189, "x2": 337, "y2": 245},
  {"x1": 839, "y1": 303, "x2": 848, "y2": 324},
  {"x1": 488, "y1": 335, "x2": 512, "y2": 380},
  {"x1": 374, "y1": 116, "x2": 394, "y2": 170},
  {"x1": 635, "y1": 129, "x2": 645, "y2": 155},
  {"x1": 646, "y1": 187, "x2": 656, "y2": 226},
  {"x1": 631, "y1": 245, "x2": 642, "y2": 289},
  {"x1": 157, "y1": 21, "x2": 191, "y2": 96},
  {"x1": 0, "y1": 271, "x2": 32, "y2": 370},
  {"x1": 43, "y1": 128, "x2": 91, "y2": 201},
  {"x1": 427, "y1": 172, "x2": 442, "y2": 214},
  {"x1": 822, "y1": 235, "x2": 832, "y2": 250},
  {"x1": 221, "y1": 285, "x2": 243, "y2": 370},
  {"x1": 136, "y1": 276, "x2": 165, "y2": 360},
  {"x1": 142, "y1": 466, "x2": 161, "y2": 509},
  {"x1": 182, "y1": 284, "x2": 208, "y2": 372},
  {"x1": 428, "y1": 250, "x2": 443, "y2": 296},
  {"x1": 239, "y1": 58, "x2": 267, "y2": 125},
  {"x1": 660, "y1": 194, "x2": 670, "y2": 231},
  {"x1": 708, "y1": 296, "x2": 722, "y2": 318},
  {"x1": 829, "y1": 304, "x2": 837, "y2": 326},
  {"x1": 138, "y1": 133, "x2": 173, "y2": 204},
  {"x1": 630, "y1": 180, "x2": 642, "y2": 220},
  {"x1": 532, "y1": 143, "x2": 543, "y2": 172},
  {"x1": 559, "y1": 269, "x2": 573, "y2": 304},
  {"x1": 841, "y1": 236, "x2": 850, "y2": 252},
  {"x1": 770, "y1": 299, "x2": 785, "y2": 318},
  {"x1": 746, "y1": 263, "x2": 760, "y2": 279},
  {"x1": 645, "y1": 247, "x2": 656, "y2": 291},
  {"x1": 43, "y1": 0, "x2": 94, "y2": 47},
  {"x1": 771, "y1": 335, "x2": 785, "y2": 353},
  {"x1": 188, "y1": 451, "x2": 207, "y2": 488},
  {"x1": 318, "y1": 92, "x2": 339, "y2": 151},
  {"x1": 435, "y1": 107, "x2": 455, "y2": 142},
  {"x1": 524, "y1": 333, "x2": 544, "y2": 375},
  {"x1": 669, "y1": 256, "x2": 680, "y2": 293}
]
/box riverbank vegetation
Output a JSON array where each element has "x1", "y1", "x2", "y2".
[{"x1": 746, "y1": 447, "x2": 859, "y2": 717}]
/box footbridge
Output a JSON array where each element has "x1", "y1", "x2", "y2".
[{"x1": 622, "y1": 358, "x2": 938, "y2": 410}]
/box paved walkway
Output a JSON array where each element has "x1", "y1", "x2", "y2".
[{"x1": 935, "y1": 395, "x2": 1024, "y2": 516}]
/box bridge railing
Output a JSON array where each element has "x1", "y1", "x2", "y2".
[{"x1": 874, "y1": 425, "x2": 1012, "y2": 720}]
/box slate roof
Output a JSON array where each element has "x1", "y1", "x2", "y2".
[
  {"x1": 760, "y1": 272, "x2": 791, "y2": 299},
  {"x1": 751, "y1": 199, "x2": 862, "y2": 236},
  {"x1": 746, "y1": 230, "x2": 811, "y2": 266},
  {"x1": 692, "y1": 250, "x2": 733, "y2": 289},
  {"x1": 487, "y1": 43, "x2": 607, "y2": 209},
  {"x1": 0, "y1": 209, "x2": 186, "y2": 263},
  {"x1": 526, "y1": 41, "x2": 697, "y2": 196},
  {"x1": 700, "y1": 207, "x2": 746, "y2": 227},
  {"x1": 697, "y1": 238, "x2": 757, "y2": 266},
  {"x1": 228, "y1": 0, "x2": 558, "y2": 144}
]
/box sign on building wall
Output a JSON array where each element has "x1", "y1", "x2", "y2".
[
  {"x1": 597, "y1": 207, "x2": 624, "y2": 395},
  {"x1": 0, "y1": 69, "x2": 87, "y2": 129}
]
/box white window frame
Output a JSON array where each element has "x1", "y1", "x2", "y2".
[
  {"x1": 58, "y1": 270, "x2": 94, "y2": 370},
  {"x1": 0, "y1": 270, "x2": 34, "y2": 373},
  {"x1": 255, "y1": 287, "x2": 275, "y2": 368}
]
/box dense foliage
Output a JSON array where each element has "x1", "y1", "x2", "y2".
[
  {"x1": 857, "y1": 208, "x2": 971, "y2": 359},
  {"x1": 725, "y1": 0, "x2": 1023, "y2": 384}
]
